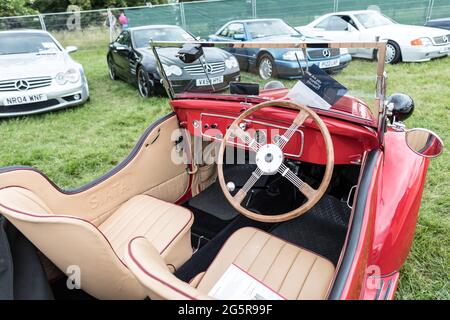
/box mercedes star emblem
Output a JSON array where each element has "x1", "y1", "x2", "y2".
[
  {"x1": 322, "y1": 49, "x2": 331, "y2": 58},
  {"x1": 15, "y1": 79, "x2": 30, "y2": 91},
  {"x1": 205, "y1": 64, "x2": 213, "y2": 74},
  {"x1": 443, "y1": 35, "x2": 448, "y2": 43}
]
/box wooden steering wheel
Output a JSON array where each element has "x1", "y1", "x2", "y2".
[{"x1": 217, "y1": 100, "x2": 335, "y2": 223}]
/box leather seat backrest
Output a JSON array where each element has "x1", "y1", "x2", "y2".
[{"x1": 0, "y1": 187, "x2": 145, "y2": 299}]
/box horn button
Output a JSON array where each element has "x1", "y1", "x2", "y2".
[{"x1": 255, "y1": 144, "x2": 284, "y2": 175}]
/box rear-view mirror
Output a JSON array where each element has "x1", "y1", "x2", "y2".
[{"x1": 405, "y1": 128, "x2": 444, "y2": 158}]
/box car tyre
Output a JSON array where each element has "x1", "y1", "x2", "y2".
[
  {"x1": 385, "y1": 41, "x2": 401, "y2": 64},
  {"x1": 137, "y1": 67, "x2": 154, "y2": 98},
  {"x1": 257, "y1": 53, "x2": 277, "y2": 80},
  {"x1": 108, "y1": 57, "x2": 117, "y2": 81}
]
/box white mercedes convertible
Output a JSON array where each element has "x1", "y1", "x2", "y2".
[{"x1": 297, "y1": 10, "x2": 450, "y2": 64}]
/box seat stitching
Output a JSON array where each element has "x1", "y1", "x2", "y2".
[
  {"x1": 105, "y1": 198, "x2": 149, "y2": 240},
  {"x1": 246, "y1": 234, "x2": 271, "y2": 272},
  {"x1": 277, "y1": 248, "x2": 301, "y2": 292},
  {"x1": 148, "y1": 212, "x2": 177, "y2": 243},
  {"x1": 113, "y1": 202, "x2": 168, "y2": 250},
  {"x1": 13, "y1": 188, "x2": 51, "y2": 214},
  {"x1": 101, "y1": 197, "x2": 148, "y2": 236},
  {"x1": 296, "y1": 256, "x2": 318, "y2": 300},
  {"x1": 108, "y1": 199, "x2": 161, "y2": 243},
  {"x1": 231, "y1": 229, "x2": 259, "y2": 267},
  {"x1": 141, "y1": 205, "x2": 172, "y2": 237},
  {"x1": 261, "y1": 242, "x2": 286, "y2": 283}
]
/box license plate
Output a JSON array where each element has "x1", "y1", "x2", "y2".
[
  {"x1": 196, "y1": 76, "x2": 224, "y2": 86},
  {"x1": 3, "y1": 94, "x2": 47, "y2": 106},
  {"x1": 319, "y1": 59, "x2": 340, "y2": 69},
  {"x1": 440, "y1": 46, "x2": 449, "y2": 53}
]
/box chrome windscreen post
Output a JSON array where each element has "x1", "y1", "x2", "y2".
[
  {"x1": 198, "y1": 53, "x2": 216, "y2": 92},
  {"x1": 375, "y1": 38, "x2": 387, "y2": 147},
  {"x1": 150, "y1": 40, "x2": 175, "y2": 100}
]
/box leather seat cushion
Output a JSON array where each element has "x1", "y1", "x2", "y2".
[
  {"x1": 99, "y1": 195, "x2": 193, "y2": 268},
  {"x1": 197, "y1": 227, "x2": 335, "y2": 300}
]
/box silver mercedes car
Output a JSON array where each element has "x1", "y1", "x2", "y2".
[{"x1": 0, "y1": 30, "x2": 89, "y2": 117}]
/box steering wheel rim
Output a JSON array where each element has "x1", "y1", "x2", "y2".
[{"x1": 217, "y1": 100, "x2": 335, "y2": 223}]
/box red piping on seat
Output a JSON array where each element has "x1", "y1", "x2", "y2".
[{"x1": 128, "y1": 236, "x2": 197, "y2": 300}]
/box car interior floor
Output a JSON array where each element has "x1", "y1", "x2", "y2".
[{"x1": 175, "y1": 160, "x2": 359, "y2": 283}]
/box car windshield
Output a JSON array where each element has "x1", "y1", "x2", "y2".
[
  {"x1": 247, "y1": 20, "x2": 301, "y2": 39},
  {"x1": 0, "y1": 33, "x2": 60, "y2": 55},
  {"x1": 133, "y1": 27, "x2": 195, "y2": 48},
  {"x1": 355, "y1": 12, "x2": 395, "y2": 28}
]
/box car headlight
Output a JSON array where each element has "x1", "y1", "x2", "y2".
[
  {"x1": 340, "y1": 48, "x2": 349, "y2": 54},
  {"x1": 411, "y1": 37, "x2": 433, "y2": 47},
  {"x1": 282, "y1": 51, "x2": 305, "y2": 61},
  {"x1": 225, "y1": 56, "x2": 239, "y2": 69},
  {"x1": 65, "y1": 68, "x2": 80, "y2": 83},
  {"x1": 163, "y1": 64, "x2": 182, "y2": 77},
  {"x1": 55, "y1": 68, "x2": 80, "y2": 85}
]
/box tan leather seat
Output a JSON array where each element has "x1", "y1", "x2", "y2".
[
  {"x1": 125, "y1": 227, "x2": 335, "y2": 300},
  {"x1": 0, "y1": 187, "x2": 193, "y2": 299}
]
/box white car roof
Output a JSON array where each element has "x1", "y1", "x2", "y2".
[
  {"x1": 0, "y1": 29, "x2": 50, "y2": 35},
  {"x1": 322, "y1": 10, "x2": 379, "y2": 16}
]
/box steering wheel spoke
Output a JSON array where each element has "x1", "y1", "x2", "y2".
[
  {"x1": 276, "y1": 110, "x2": 309, "y2": 150},
  {"x1": 233, "y1": 167, "x2": 263, "y2": 203},
  {"x1": 217, "y1": 100, "x2": 334, "y2": 223},
  {"x1": 278, "y1": 163, "x2": 316, "y2": 199},
  {"x1": 231, "y1": 124, "x2": 262, "y2": 153}
]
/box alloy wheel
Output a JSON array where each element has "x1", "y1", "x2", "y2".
[
  {"x1": 385, "y1": 43, "x2": 396, "y2": 64},
  {"x1": 138, "y1": 69, "x2": 149, "y2": 97},
  {"x1": 259, "y1": 57, "x2": 273, "y2": 80}
]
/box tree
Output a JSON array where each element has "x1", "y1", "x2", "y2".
[{"x1": 0, "y1": 0, "x2": 36, "y2": 17}]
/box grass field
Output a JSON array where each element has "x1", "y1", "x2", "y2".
[{"x1": 0, "y1": 45, "x2": 448, "y2": 299}]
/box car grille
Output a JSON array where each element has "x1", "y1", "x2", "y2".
[
  {"x1": 0, "y1": 76, "x2": 53, "y2": 92},
  {"x1": 183, "y1": 61, "x2": 225, "y2": 76},
  {"x1": 0, "y1": 99, "x2": 59, "y2": 114},
  {"x1": 433, "y1": 34, "x2": 450, "y2": 45},
  {"x1": 307, "y1": 48, "x2": 340, "y2": 60}
]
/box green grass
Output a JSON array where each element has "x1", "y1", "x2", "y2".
[{"x1": 0, "y1": 46, "x2": 448, "y2": 299}]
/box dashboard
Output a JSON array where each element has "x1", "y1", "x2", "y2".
[{"x1": 171, "y1": 96, "x2": 380, "y2": 165}]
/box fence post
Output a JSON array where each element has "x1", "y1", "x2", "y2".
[
  {"x1": 179, "y1": 2, "x2": 187, "y2": 30},
  {"x1": 333, "y1": 0, "x2": 339, "y2": 12},
  {"x1": 252, "y1": 0, "x2": 257, "y2": 19},
  {"x1": 425, "y1": 0, "x2": 434, "y2": 22},
  {"x1": 38, "y1": 14, "x2": 46, "y2": 31}
]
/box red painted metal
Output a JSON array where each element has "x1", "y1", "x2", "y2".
[
  {"x1": 169, "y1": 92, "x2": 430, "y2": 300},
  {"x1": 339, "y1": 130, "x2": 428, "y2": 300},
  {"x1": 171, "y1": 98, "x2": 379, "y2": 165}
]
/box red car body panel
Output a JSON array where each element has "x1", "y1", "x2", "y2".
[{"x1": 170, "y1": 89, "x2": 429, "y2": 300}]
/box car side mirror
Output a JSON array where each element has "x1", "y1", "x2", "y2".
[
  {"x1": 66, "y1": 46, "x2": 77, "y2": 53},
  {"x1": 387, "y1": 93, "x2": 414, "y2": 122},
  {"x1": 114, "y1": 43, "x2": 129, "y2": 52},
  {"x1": 405, "y1": 128, "x2": 444, "y2": 158},
  {"x1": 232, "y1": 34, "x2": 246, "y2": 41},
  {"x1": 178, "y1": 43, "x2": 204, "y2": 63}
]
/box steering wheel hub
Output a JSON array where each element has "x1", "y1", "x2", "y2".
[{"x1": 255, "y1": 144, "x2": 284, "y2": 175}]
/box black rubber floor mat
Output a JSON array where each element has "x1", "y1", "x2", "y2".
[
  {"x1": 188, "y1": 164, "x2": 269, "y2": 221},
  {"x1": 188, "y1": 182, "x2": 240, "y2": 221},
  {"x1": 270, "y1": 195, "x2": 351, "y2": 266}
]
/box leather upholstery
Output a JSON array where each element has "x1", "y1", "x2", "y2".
[
  {"x1": 0, "y1": 115, "x2": 189, "y2": 225},
  {"x1": 0, "y1": 187, "x2": 193, "y2": 299},
  {"x1": 125, "y1": 227, "x2": 335, "y2": 300},
  {"x1": 99, "y1": 195, "x2": 193, "y2": 269}
]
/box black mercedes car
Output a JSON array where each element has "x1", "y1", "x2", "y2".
[{"x1": 107, "y1": 25, "x2": 241, "y2": 97}]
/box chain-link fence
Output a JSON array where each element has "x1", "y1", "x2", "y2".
[{"x1": 0, "y1": 0, "x2": 449, "y2": 48}]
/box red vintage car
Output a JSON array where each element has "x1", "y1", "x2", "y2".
[{"x1": 0, "y1": 41, "x2": 443, "y2": 300}]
